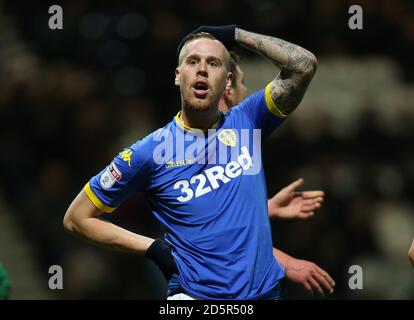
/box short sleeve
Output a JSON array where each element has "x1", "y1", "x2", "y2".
[
  {"x1": 84, "y1": 140, "x2": 152, "y2": 213},
  {"x1": 235, "y1": 83, "x2": 290, "y2": 139}
]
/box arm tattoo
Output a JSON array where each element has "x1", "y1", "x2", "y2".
[{"x1": 235, "y1": 28, "x2": 317, "y2": 115}]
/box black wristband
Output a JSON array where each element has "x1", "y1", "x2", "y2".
[{"x1": 145, "y1": 238, "x2": 178, "y2": 281}]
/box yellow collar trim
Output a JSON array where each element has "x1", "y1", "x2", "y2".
[{"x1": 175, "y1": 111, "x2": 221, "y2": 131}]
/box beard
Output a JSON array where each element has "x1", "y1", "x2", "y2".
[
  {"x1": 187, "y1": 97, "x2": 213, "y2": 111},
  {"x1": 181, "y1": 89, "x2": 221, "y2": 113}
]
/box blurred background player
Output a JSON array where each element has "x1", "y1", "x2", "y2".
[{"x1": 409, "y1": 239, "x2": 414, "y2": 266}]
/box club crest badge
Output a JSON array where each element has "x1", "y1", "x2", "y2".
[{"x1": 218, "y1": 129, "x2": 237, "y2": 147}]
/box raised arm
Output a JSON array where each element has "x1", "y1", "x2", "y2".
[
  {"x1": 176, "y1": 25, "x2": 316, "y2": 115},
  {"x1": 235, "y1": 28, "x2": 317, "y2": 115}
]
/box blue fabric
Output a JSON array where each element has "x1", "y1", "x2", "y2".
[
  {"x1": 88, "y1": 88, "x2": 286, "y2": 299},
  {"x1": 168, "y1": 273, "x2": 283, "y2": 300}
]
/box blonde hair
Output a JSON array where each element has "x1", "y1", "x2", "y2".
[{"x1": 178, "y1": 32, "x2": 231, "y2": 71}]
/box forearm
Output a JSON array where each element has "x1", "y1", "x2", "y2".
[
  {"x1": 64, "y1": 190, "x2": 154, "y2": 254},
  {"x1": 235, "y1": 28, "x2": 317, "y2": 114},
  {"x1": 69, "y1": 217, "x2": 154, "y2": 254},
  {"x1": 235, "y1": 28, "x2": 316, "y2": 75}
]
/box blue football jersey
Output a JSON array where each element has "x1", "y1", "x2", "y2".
[{"x1": 85, "y1": 84, "x2": 289, "y2": 299}]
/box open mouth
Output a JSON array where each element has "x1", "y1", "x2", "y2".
[{"x1": 192, "y1": 80, "x2": 209, "y2": 98}]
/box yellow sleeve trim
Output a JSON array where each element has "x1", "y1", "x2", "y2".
[
  {"x1": 84, "y1": 182, "x2": 116, "y2": 213},
  {"x1": 265, "y1": 83, "x2": 289, "y2": 118}
]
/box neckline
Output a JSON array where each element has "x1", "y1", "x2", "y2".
[{"x1": 174, "y1": 111, "x2": 222, "y2": 132}]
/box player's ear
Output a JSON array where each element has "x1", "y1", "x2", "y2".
[
  {"x1": 225, "y1": 71, "x2": 233, "y2": 91},
  {"x1": 222, "y1": 88, "x2": 231, "y2": 105},
  {"x1": 175, "y1": 68, "x2": 180, "y2": 86},
  {"x1": 223, "y1": 88, "x2": 230, "y2": 99},
  {"x1": 220, "y1": 88, "x2": 232, "y2": 113},
  {"x1": 223, "y1": 85, "x2": 233, "y2": 100}
]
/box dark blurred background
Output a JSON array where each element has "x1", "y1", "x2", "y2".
[{"x1": 0, "y1": 0, "x2": 413, "y2": 299}]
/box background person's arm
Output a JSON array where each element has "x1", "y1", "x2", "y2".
[
  {"x1": 268, "y1": 178, "x2": 324, "y2": 220},
  {"x1": 273, "y1": 247, "x2": 335, "y2": 296},
  {"x1": 409, "y1": 239, "x2": 414, "y2": 266}
]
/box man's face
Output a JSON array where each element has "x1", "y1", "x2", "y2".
[{"x1": 175, "y1": 38, "x2": 232, "y2": 112}]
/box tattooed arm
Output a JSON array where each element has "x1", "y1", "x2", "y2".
[{"x1": 235, "y1": 28, "x2": 317, "y2": 115}]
